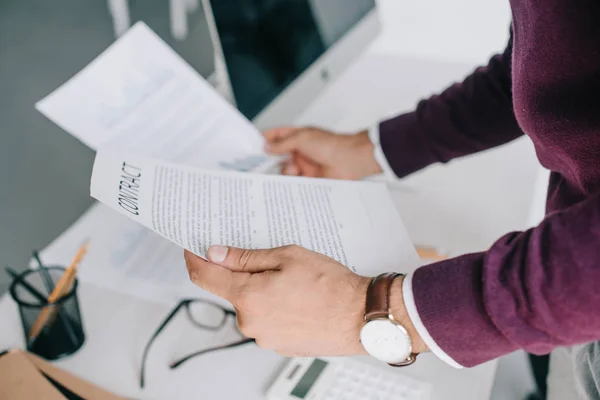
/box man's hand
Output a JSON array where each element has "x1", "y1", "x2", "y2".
[
  {"x1": 184, "y1": 245, "x2": 428, "y2": 358},
  {"x1": 263, "y1": 127, "x2": 382, "y2": 180},
  {"x1": 185, "y1": 245, "x2": 369, "y2": 357}
]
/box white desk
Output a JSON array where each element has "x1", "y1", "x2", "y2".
[
  {"x1": 0, "y1": 50, "x2": 540, "y2": 399},
  {"x1": 0, "y1": 279, "x2": 497, "y2": 399},
  {"x1": 297, "y1": 51, "x2": 541, "y2": 256}
]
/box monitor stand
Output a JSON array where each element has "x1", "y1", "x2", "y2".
[{"x1": 202, "y1": 0, "x2": 237, "y2": 105}]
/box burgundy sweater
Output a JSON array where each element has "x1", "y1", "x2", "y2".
[{"x1": 379, "y1": 0, "x2": 600, "y2": 367}]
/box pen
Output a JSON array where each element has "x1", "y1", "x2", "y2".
[{"x1": 33, "y1": 250, "x2": 58, "y2": 298}]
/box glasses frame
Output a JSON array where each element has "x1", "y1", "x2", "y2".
[{"x1": 139, "y1": 298, "x2": 254, "y2": 388}]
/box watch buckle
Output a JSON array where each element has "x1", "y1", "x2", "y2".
[{"x1": 390, "y1": 353, "x2": 417, "y2": 367}]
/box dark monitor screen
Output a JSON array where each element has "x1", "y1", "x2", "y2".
[{"x1": 209, "y1": 0, "x2": 376, "y2": 120}]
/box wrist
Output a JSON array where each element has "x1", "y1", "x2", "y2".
[
  {"x1": 350, "y1": 276, "x2": 371, "y2": 354},
  {"x1": 351, "y1": 130, "x2": 383, "y2": 176},
  {"x1": 390, "y1": 276, "x2": 429, "y2": 353}
]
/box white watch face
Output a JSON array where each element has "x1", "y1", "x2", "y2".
[{"x1": 360, "y1": 319, "x2": 412, "y2": 364}]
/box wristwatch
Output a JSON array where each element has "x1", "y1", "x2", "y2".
[{"x1": 359, "y1": 273, "x2": 418, "y2": 366}]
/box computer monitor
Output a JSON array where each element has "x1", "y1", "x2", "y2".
[{"x1": 202, "y1": 0, "x2": 379, "y2": 129}]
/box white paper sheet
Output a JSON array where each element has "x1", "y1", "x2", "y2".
[
  {"x1": 36, "y1": 21, "x2": 278, "y2": 173},
  {"x1": 32, "y1": 203, "x2": 205, "y2": 306},
  {"x1": 90, "y1": 150, "x2": 419, "y2": 277}
]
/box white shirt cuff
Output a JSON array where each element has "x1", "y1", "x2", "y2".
[
  {"x1": 402, "y1": 273, "x2": 464, "y2": 369},
  {"x1": 368, "y1": 125, "x2": 397, "y2": 180}
]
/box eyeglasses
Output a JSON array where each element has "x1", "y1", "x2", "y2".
[{"x1": 139, "y1": 298, "x2": 255, "y2": 388}]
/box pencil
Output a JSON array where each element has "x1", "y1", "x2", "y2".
[
  {"x1": 27, "y1": 241, "x2": 89, "y2": 345},
  {"x1": 415, "y1": 246, "x2": 448, "y2": 261}
]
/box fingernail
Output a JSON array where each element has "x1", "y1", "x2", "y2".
[
  {"x1": 285, "y1": 164, "x2": 298, "y2": 176},
  {"x1": 264, "y1": 144, "x2": 272, "y2": 153},
  {"x1": 208, "y1": 245, "x2": 228, "y2": 263}
]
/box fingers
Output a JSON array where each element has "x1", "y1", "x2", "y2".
[
  {"x1": 281, "y1": 153, "x2": 321, "y2": 177},
  {"x1": 184, "y1": 250, "x2": 241, "y2": 300},
  {"x1": 265, "y1": 129, "x2": 313, "y2": 155},
  {"x1": 263, "y1": 126, "x2": 298, "y2": 142},
  {"x1": 207, "y1": 246, "x2": 282, "y2": 273},
  {"x1": 282, "y1": 160, "x2": 299, "y2": 176},
  {"x1": 294, "y1": 155, "x2": 321, "y2": 177}
]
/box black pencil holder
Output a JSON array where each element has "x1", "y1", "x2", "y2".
[{"x1": 9, "y1": 266, "x2": 85, "y2": 360}]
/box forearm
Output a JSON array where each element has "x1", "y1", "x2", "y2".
[
  {"x1": 402, "y1": 191, "x2": 600, "y2": 367},
  {"x1": 377, "y1": 31, "x2": 524, "y2": 178}
]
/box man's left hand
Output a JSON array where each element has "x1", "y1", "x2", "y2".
[{"x1": 184, "y1": 245, "x2": 370, "y2": 357}]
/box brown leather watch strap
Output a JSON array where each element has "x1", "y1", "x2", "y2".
[
  {"x1": 364, "y1": 273, "x2": 402, "y2": 321},
  {"x1": 364, "y1": 273, "x2": 419, "y2": 367}
]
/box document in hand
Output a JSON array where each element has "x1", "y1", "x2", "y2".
[
  {"x1": 90, "y1": 151, "x2": 419, "y2": 276},
  {"x1": 36, "y1": 22, "x2": 276, "y2": 173}
]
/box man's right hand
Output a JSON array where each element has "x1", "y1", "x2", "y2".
[{"x1": 263, "y1": 127, "x2": 383, "y2": 180}]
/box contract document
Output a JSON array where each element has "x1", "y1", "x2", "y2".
[{"x1": 90, "y1": 150, "x2": 419, "y2": 276}]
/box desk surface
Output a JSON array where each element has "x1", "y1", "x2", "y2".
[
  {"x1": 0, "y1": 281, "x2": 497, "y2": 400},
  {"x1": 0, "y1": 49, "x2": 541, "y2": 399}
]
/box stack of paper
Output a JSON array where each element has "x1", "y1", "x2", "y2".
[{"x1": 36, "y1": 22, "x2": 419, "y2": 305}]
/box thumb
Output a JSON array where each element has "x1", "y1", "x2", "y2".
[
  {"x1": 263, "y1": 126, "x2": 298, "y2": 142},
  {"x1": 207, "y1": 246, "x2": 281, "y2": 273}
]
